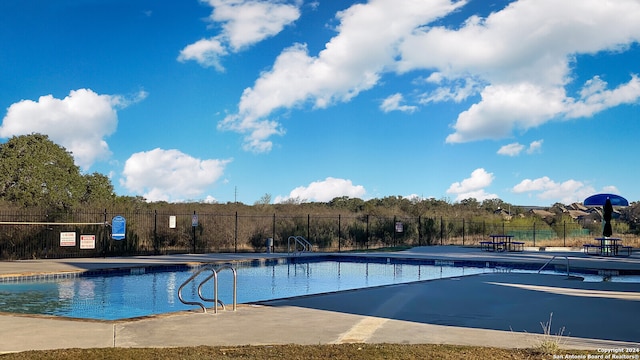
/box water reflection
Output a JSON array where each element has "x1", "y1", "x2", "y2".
[{"x1": 2, "y1": 261, "x2": 638, "y2": 320}]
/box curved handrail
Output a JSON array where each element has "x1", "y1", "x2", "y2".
[
  {"x1": 287, "y1": 236, "x2": 313, "y2": 254},
  {"x1": 178, "y1": 263, "x2": 237, "y2": 313},
  {"x1": 198, "y1": 271, "x2": 225, "y2": 312},
  {"x1": 177, "y1": 266, "x2": 215, "y2": 312},
  {"x1": 216, "y1": 263, "x2": 237, "y2": 312},
  {"x1": 198, "y1": 263, "x2": 237, "y2": 313}
]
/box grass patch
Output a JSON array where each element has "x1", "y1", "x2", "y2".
[{"x1": 0, "y1": 344, "x2": 590, "y2": 360}]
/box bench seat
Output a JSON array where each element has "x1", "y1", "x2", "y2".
[
  {"x1": 510, "y1": 241, "x2": 525, "y2": 252},
  {"x1": 583, "y1": 244, "x2": 602, "y2": 255},
  {"x1": 620, "y1": 245, "x2": 633, "y2": 256}
]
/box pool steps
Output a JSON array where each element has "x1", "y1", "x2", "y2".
[{"x1": 177, "y1": 263, "x2": 237, "y2": 314}]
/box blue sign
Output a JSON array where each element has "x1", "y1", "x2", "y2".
[{"x1": 112, "y1": 215, "x2": 126, "y2": 240}]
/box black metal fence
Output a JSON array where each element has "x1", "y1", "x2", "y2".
[{"x1": 0, "y1": 209, "x2": 594, "y2": 260}]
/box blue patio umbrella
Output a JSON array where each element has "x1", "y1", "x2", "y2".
[
  {"x1": 583, "y1": 193, "x2": 628, "y2": 238},
  {"x1": 583, "y1": 193, "x2": 629, "y2": 207}
]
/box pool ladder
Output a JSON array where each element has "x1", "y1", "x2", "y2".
[
  {"x1": 287, "y1": 235, "x2": 313, "y2": 254},
  {"x1": 537, "y1": 255, "x2": 570, "y2": 278},
  {"x1": 177, "y1": 263, "x2": 237, "y2": 314}
]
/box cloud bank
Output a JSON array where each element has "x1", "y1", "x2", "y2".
[
  {"x1": 0, "y1": 88, "x2": 146, "y2": 170},
  {"x1": 275, "y1": 177, "x2": 366, "y2": 203},
  {"x1": 121, "y1": 148, "x2": 231, "y2": 202},
  {"x1": 178, "y1": 0, "x2": 301, "y2": 71},
  {"x1": 217, "y1": 0, "x2": 640, "y2": 152}
]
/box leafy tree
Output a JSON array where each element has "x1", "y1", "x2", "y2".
[
  {"x1": 0, "y1": 134, "x2": 114, "y2": 210},
  {"x1": 82, "y1": 172, "x2": 115, "y2": 205}
]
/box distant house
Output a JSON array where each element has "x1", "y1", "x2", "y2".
[
  {"x1": 566, "y1": 209, "x2": 590, "y2": 221},
  {"x1": 494, "y1": 208, "x2": 512, "y2": 220},
  {"x1": 529, "y1": 209, "x2": 555, "y2": 221}
]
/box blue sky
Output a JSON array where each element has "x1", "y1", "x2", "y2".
[{"x1": 1, "y1": 0, "x2": 639, "y2": 206}]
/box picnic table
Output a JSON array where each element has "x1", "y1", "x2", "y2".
[
  {"x1": 584, "y1": 237, "x2": 632, "y2": 257},
  {"x1": 480, "y1": 235, "x2": 524, "y2": 252}
]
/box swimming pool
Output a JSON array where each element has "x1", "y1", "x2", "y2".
[
  {"x1": 0, "y1": 257, "x2": 493, "y2": 320},
  {"x1": 0, "y1": 256, "x2": 637, "y2": 320}
]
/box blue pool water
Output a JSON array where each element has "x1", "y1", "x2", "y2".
[
  {"x1": 0, "y1": 257, "x2": 637, "y2": 320},
  {"x1": 0, "y1": 258, "x2": 490, "y2": 320}
]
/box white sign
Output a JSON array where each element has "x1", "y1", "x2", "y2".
[
  {"x1": 80, "y1": 235, "x2": 96, "y2": 249},
  {"x1": 60, "y1": 232, "x2": 76, "y2": 247},
  {"x1": 395, "y1": 222, "x2": 404, "y2": 233},
  {"x1": 169, "y1": 216, "x2": 176, "y2": 229}
]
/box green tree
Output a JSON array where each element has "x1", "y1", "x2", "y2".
[
  {"x1": 0, "y1": 134, "x2": 114, "y2": 210},
  {"x1": 82, "y1": 172, "x2": 116, "y2": 205}
]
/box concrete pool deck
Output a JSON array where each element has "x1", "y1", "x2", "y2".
[{"x1": 0, "y1": 246, "x2": 639, "y2": 353}]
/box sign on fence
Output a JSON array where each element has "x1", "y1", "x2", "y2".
[
  {"x1": 112, "y1": 216, "x2": 126, "y2": 240},
  {"x1": 60, "y1": 232, "x2": 76, "y2": 247},
  {"x1": 80, "y1": 235, "x2": 96, "y2": 249}
]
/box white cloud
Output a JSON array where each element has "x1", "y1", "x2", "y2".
[
  {"x1": 380, "y1": 93, "x2": 417, "y2": 113},
  {"x1": 498, "y1": 139, "x2": 543, "y2": 156},
  {"x1": 275, "y1": 177, "x2": 366, "y2": 203},
  {"x1": 0, "y1": 88, "x2": 146, "y2": 170},
  {"x1": 218, "y1": 0, "x2": 640, "y2": 151},
  {"x1": 179, "y1": 0, "x2": 301, "y2": 69},
  {"x1": 203, "y1": 195, "x2": 219, "y2": 204},
  {"x1": 120, "y1": 148, "x2": 231, "y2": 202},
  {"x1": 565, "y1": 75, "x2": 640, "y2": 118},
  {"x1": 497, "y1": 143, "x2": 525, "y2": 157},
  {"x1": 512, "y1": 176, "x2": 602, "y2": 204},
  {"x1": 445, "y1": 83, "x2": 567, "y2": 143},
  {"x1": 395, "y1": 0, "x2": 640, "y2": 143},
  {"x1": 419, "y1": 77, "x2": 481, "y2": 104},
  {"x1": 446, "y1": 168, "x2": 498, "y2": 202},
  {"x1": 178, "y1": 38, "x2": 227, "y2": 71},
  {"x1": 526, "y1": 139, "x2": 543, "y2": 154},
  {"x1": 220, "y1": 0, "x2": 464, "y2": 152}
]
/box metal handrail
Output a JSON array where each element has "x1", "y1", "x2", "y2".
[
  {"x1": 198, "y1": 263, "x2": 237, "y2": 313},
  {"x1": 537, "y1": 255, "x2": 570, "y2": 277},
  {"x1": 177, "y1": 266, "x2": 215, "y2": 312},
  {"x1": 178, "y1": 263, "x2": 237, "y2": 313},
  {"x1": 287, "y1": 236, "x2": 313, "y2": 254}
]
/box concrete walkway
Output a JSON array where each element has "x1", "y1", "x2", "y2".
[{"x1": 1, "y1": 246, "x2": 639, "y2": 353}]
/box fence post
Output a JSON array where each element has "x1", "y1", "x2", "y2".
[
  {"x1": 272, "y1": 213, "x2": 276, "y2": 250},
  {"x1": 103, "y1": 209, "x2": 107, "y2": 258},
  {"x1": 234, "y1": 211, "x2": 238, "y2": 253},
  {"x1": 393, "y1": 215, "x2": 397, "y2": 247},
  {"x1": 440, "y1": 216, "x2": 444, "y2": 245},
  {"x1": 366, "y1": 214, "x2": 370, "y2": 250},
  {"x1": 192, "y1": 211, "x2": 197, "y2": 253},
  {"x1": 533, "y1": 222, "x2": 536, "y2": 247},
  {"x1": 563, "y1": 221, "x2": 566, "y2": 247},
  {"x1": 462, "y1": 219, "x2": 465, "y2": 246},
  {"x1": 418, "y1": 216, "x2": 422, "y2": 246},
  {"x1": 338, "y1": 214, "x2": 341, "y2": 252},
  {"x1": 153, "y1": 210, "x2": 158, "y2": 255}
]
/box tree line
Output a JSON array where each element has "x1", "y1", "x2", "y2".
[{"x1": 0, "y1": 133, "x2": 640, "y2": 242}]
